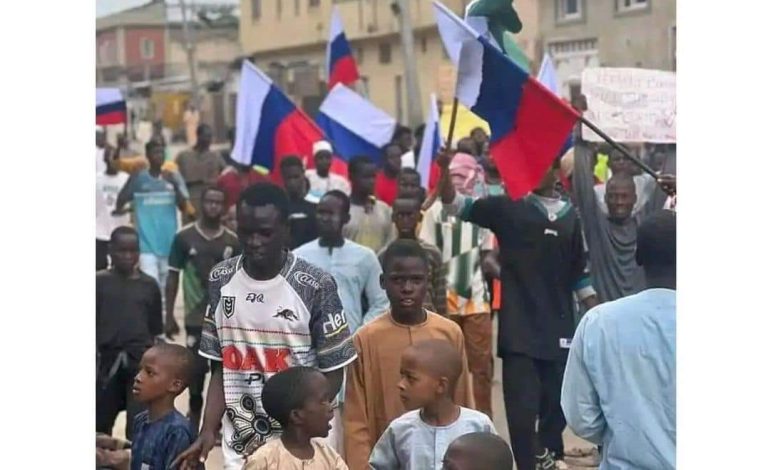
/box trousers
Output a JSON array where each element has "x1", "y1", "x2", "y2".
[
  {"x1": 450, "y1": 313, "x2": 493, "y2": 417},
  {"x1": 501, "y1": 353, "x2": 566, "y2": 470}
]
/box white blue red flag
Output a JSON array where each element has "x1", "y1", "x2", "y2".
[
  {"x1": 96, "y1": 88, "x2": 127, "y2": 125},
  {"x1": 315, "y1": 83, "x2": 395, "y2": 164},
  {"x1": 326, "y1": 7, "x2": 360, "y2": 90},
  {"x1": 231, "y1": 60, "x2": 325, "y2": 179},
  {"x1": 416, "y1": 93, "x2": 443, "y2": 189},
  {"x1": 433, "y1": 1, "x2": 579, "y2": 199}
]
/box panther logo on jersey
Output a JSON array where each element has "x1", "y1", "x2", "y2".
[
  {"x1": 273, "y1": 308, "x2": 299, "y2": 322},
  {"x1": 222, "y1": 296, "x2": 236, "y2": 318}
]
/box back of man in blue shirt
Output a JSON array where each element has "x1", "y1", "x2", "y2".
[{"x1": 562, "y1": 210, "x2": 676, "y2": 470}]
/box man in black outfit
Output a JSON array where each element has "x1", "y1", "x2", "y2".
[
  {"x1": 164, "y1": 185, "x2": 241, "y2": 431},
  {"x1": 438, "y1": 150, "x2": 599, "y2": 470},
  {"x1": 279, "y1": 155, "x2": 318, "y2": 249},
  {"x1": 96, "y1": 226, "x2": 163, "y2": 439}
]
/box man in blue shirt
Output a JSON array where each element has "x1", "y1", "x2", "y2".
[
  {"x1": 294, "y1": 190, "x2": 389, "y2": 334},
  {"x1": 115, "y1": 138, "x2": 189, "y2": 299},
  {"x1": 562, "y1": 210, "x2": 676, "y2": 470}
]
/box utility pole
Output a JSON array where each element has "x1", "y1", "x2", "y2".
[
  {"x1": 178, "y1": 0, "x2": 200, "y2": 105},
  {"x1": 394, "y1": 0, "x2": 423, "y2": 128}
]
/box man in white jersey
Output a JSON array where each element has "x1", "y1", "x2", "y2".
[{"x1": 173, "y1": 183, "x2": 357, "y2": 470}]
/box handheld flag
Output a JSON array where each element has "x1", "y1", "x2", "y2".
[
  {"x1": 326, "y1": 7, "x2": 360, "y2": 90},
  {"x1": 433, "y1": 1, "x2": 579, "y2": 199},
  {"x1": 231, "y1": 60, "x2": 324, "y2": 179},
  {"x1": 96, "y1": 88, "x2": 127, "y2": 125},
  {"x1": 316, "y1": 84, "x2": 396, "y2": 164},
  {"x1": 417, "y1": 94, "x2": 442, "y2": 189}
]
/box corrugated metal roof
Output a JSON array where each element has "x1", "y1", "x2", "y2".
[{"x1": 97, "y1": 0, "x2": 240, "y2": 31}]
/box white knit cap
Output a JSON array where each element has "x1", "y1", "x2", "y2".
[{"x1": 313, "y1": 140, "x2": 333, "y2": 155}]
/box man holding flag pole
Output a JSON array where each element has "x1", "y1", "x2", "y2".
[{"x1": 432, "y1": 2, "x2": 603, "y2": 468}]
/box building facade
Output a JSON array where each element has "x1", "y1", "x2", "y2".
[
  {"x1": 96, "y1": 0, "x2": 242, "y2": 141},
  {"x1": 239, "y1": 0, "x2": 495, "y2": 123},
  {"x1": 537, "y1": 0, "x2": 676, "y2": 99}
]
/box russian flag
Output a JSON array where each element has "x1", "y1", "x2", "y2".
[
  {"x1": 417, "y1": 93, "x2": 443, "y2": 189},
  {"x1": 326, "y1": 7, "x2": 360, "y2": 90},
  {"x1": 316, "y1": 83, "x2": 396, "y2": 165},
  {"x1": 434, "y1": 1, "x2": 579, "y2": 199},
  {"x1": 96, "y1": 88, "x2": 127, "y2": 125},
  {"x1": 231, "y1": 60, "x2": 326, "y2": 181}
]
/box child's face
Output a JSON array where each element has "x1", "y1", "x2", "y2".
[
  {"x1": 132, "y1": 347, "x2": 181, "y2": 404},
  {"x1": 442, "y1": 441, "x2": 476, "y2": 470},
  {"x1": 397, "y1": 348, "x2": 444, "y2": 411},
  {"x1": 381, "y1": 256, "x2": 428, "y2": 317},
  {"x1": 294, "y1": 372, "x2": 334, "y2": 438}
]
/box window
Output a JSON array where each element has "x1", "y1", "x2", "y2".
[
  {"x1": 420, "y1": 36, "x2": 427, "y2": 53},
  {"x1": 140, "y1": 38, "x2": 154, "y2": 59},
  {"x1": 251, "y1": 0, "x2": 261, "y2": 19},
  {"x1": 276, "y1": 0, "x2": 282, "y2": 19},
  {"x1": 356, "y1": 47, "x2": 364, "y2": 64},
  {"x1": 361, "y1": 76, "x2": 369, "y2": 96},
  {"x1": 617, "y1": 0, "x2": 649, "y2": 12},
  {"x1": 379, "y1": 42, "x2": 391, "y2": 64},
  {"x1": 294, "y1": 0, "x2": 300, "y2": 16},
  {"x1": 309, "y1": 0, "x2": 320, "y2": 6},
  {"x1": 556, "y1": 0, "x2": 582, "y2": 22}
]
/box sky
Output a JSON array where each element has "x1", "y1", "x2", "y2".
[{"x1": 96, "y1": 0, "x2": 239, "y2": 18}]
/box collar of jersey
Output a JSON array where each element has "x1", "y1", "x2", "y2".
[{"x1": 525, "y1": 193, "x2": 572, "y2": 221}]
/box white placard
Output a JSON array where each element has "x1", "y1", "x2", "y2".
[{"x1": 581, "y1": 68, "x2": 676, "y2": 143}]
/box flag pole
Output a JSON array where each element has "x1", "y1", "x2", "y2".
[
  {"x1": 578, "y1": 114, "x2": 658, "y2": 178},
  {"x1": 445, "y1": 97, "x2": 460, "y2": 149},
  {"x1": 421, "y1": 97, "x2": 459, "y2": 211}
]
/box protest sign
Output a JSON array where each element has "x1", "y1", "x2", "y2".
[{"x1": 581, "y1": 67, "x2": 676, "y2": 143}]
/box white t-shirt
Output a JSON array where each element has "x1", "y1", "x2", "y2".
[
  {"x1": 95, "y1": 172, "x2": 131, "y2": 241},
  {"x1": 199, "y1": 253, "x2": 357, "y2": 470}
]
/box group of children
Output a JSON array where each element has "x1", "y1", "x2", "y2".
[{"x1": 96, "y1": 236, "x2": 511, "y2": 470}]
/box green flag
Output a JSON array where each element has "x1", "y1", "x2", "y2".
[{"x1": 465, "y1": 0, "x2": 530, "y2": 73}]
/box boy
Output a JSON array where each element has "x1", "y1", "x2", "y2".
[
  {"x1": 442, "y1": 433, "x2": 514, "y2": 470},
  {"x1": 343, "y1": 155, "x2": 395, "y2": 252},
  {"x1": 344, "y1": 239, "x2": 474, "y2": 470},
  {"x1": 114, "y1": 139, "x2": 189, "y2": 295},
  {"x1": 280, "y1": 155, "x2": 319, "y2": 249},
  {"x1": 165, "y1": 185, "x2": 240, "y2": 430},
  {"x1": 379, "y1": 197, "x2": 446, "y2": 316},
  {"x1": 420, "y1": 155, "x2": 494, "y2": 416},
  {"x1": 244, "y1": 367, "x2": 348, "y2": 469},
  {"x1": 131, "y1": 343, "x2": 198, "y2": 470},
  {"x1": 97, "y1": 226, "x2": 163, "y2": 440},
  {"x1": 369, "y1": 339, "x2": 495, "y2": 469},
  {"x1": 374, "y1": 143, "x2": 402, "y2": 206},
  {"x1": 306, "y1": 140, "x2": 351, "y2": 200}
]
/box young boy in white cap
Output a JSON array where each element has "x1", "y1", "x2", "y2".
[{"x1": 306, "y1": 140, "x2": 351, "y2": 200}]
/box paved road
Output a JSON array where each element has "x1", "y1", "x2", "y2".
[{"x1": 112, "y1": 295, "x2": 598, "y2": 469}]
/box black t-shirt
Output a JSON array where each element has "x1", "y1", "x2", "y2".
[
  {"x1": 168, "y1": 224, "x2": 241, "y2": 328},
  {"x1": 96, "y1": 270, "x2": 163, "y2": 360},
  {"x1": 288, "y1": 198, "x2": 318, "y2": 249},
  {"x1": 463, "y1": 194, "x2": 590, "y2": 361}
]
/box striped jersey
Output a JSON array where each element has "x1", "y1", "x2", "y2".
[
  {"x1": 199, "y1": 252, "x2": 357, "y2": 469},
  {"x1": 419, "y1": 201, "x2": 493, "y2": 316}
]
